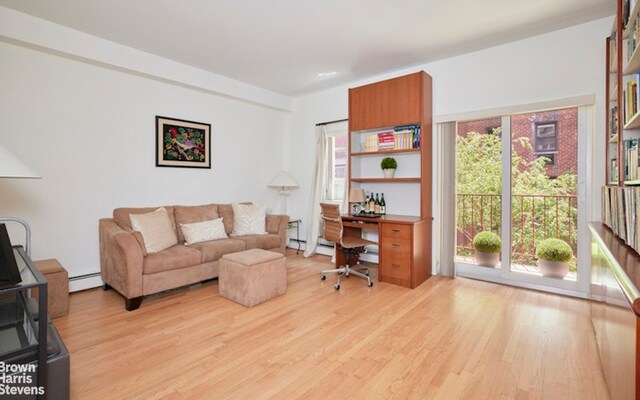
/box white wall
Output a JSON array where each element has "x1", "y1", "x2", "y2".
[
  {"x1": 0, "y1": 41, "x2": 289, "y2": 278},
  {"x1": 289, "y1": 16, "x2": 612, "y2": 241}
]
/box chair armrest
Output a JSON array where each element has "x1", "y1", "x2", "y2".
[
  {"x1": 99, "y1": 218, "x2": 144, "y2": 299},
  {"x1": 266, "y1": 214, "x2": 290, "y2": 253}
]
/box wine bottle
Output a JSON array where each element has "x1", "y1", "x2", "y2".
[
  {"x1": 368, "y1": 193, "x2": 375, "y2": 214},
  {"x1": 364, "y1": 192, "x2": 370, "y2": 213},
  {"x1": 374, "y1": 193, "x2": 381, "y2": 214},
  {"x1": 380, "y1": 193, "x2": 386, "y2": 215}
]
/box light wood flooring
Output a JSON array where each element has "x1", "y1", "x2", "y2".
[{"x1": 53, "y1": 251, "x2": 609, "y2": 399}]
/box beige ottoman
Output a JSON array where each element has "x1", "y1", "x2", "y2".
[
  {"x1": 219, "y1": 249, "x2": 287, "y2": 307},
  {"x1": 33, "y1": 259, "x2": 69, "y2": 319}
]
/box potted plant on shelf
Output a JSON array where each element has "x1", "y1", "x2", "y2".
[
  {"x1": 472, "y1": 231, "x2": 501, "y2": 267},
  {"x1": 381, "y1": 157, "x2": 397, "y2": 178},
  {"x1": 536, "y1": 238, "x2": 573, "y2": 278}
]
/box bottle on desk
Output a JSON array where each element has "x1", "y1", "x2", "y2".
[
  {"x1": 368, "y1": 193, "x2": 375, "y2": 214},
  {"x1": 364, "y1": 192, "x2": 370, "y2": 214},
  {"x1": 374, "y1": 193, "x2": 381, "y2": 214},
  {"x1": 380, "y1": 193, "x2": 386, "y2": 215}
]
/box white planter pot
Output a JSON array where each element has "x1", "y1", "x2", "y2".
[
  {"x1": 474, "y1": 251, "x2": 499, "y2": 267},
  {"x1": 537, "y1": 259, "x2": 569, "y2": 278},
  {"x1": 383, "y1": 168, "x2": 396, "y2": 178}
]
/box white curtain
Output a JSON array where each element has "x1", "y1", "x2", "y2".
[
  {"x1": 304, "y1": 125, "x2": 329, "y2": 257},
  {"x1": 436, "y1": 121, "x2": 456, "y2": 277}
]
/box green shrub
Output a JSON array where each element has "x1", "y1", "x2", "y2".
[
  {"x1": 536, "y1": 238, "x2": 573, "y2": 262},
  {"x1": 472, "y1": 231, "x2": 501, "y2": 253},
  {"x1": 381, "y1": 157, "x2": 397, "y2": 169}
]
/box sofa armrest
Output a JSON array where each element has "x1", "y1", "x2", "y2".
[
  {"x1": 266, "y1": 214, "x2": 290, "y2": 254},
  {"x1": 99, "y1": 218, "x2": 144, "y2": 299}
]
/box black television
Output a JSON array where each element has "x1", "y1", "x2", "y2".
[{"x1": 0, "y1": 223, "x2": 22, "y2": 287}]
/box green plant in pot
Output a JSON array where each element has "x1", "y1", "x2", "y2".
[
  {"x1": 472, "y1": 231, "x2": 501, "y2": 267},
  {"x1": 381, "y1": 157, "x2": 397, "y2": 178},
  {"x1": 536, "y1": 238, "x2": 573, "y2": 278}
]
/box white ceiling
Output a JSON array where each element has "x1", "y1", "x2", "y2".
[{"x1": 0, "y1": 0, "x2": 614, "y2": 97}]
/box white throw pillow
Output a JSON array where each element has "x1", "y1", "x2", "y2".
[
  {"x1": 231, "y1": 203, "x2": 267, "y2": 236},
  {"x1": 181, "y1": 218, "x2": 228, "y2": 245},
  {"x1": 129, "y1": 207, "x2": 178, "y2": 254}
]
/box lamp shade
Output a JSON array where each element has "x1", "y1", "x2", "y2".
[
  {"x1": 0, "y1": 144, "x2": 40, "y2": 179},
  {"x1": 349, "y1": 188, "x2": 365, "y2": 203},
  {"x1": 268, "y1": 171, "x2": 298, "y2": 188}
]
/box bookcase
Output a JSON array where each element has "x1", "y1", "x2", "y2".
[
  {"x1": 347, "y1": 71, "x2": 432, "y2": 288},
  {"x1": 348, "y1": 71, "x2": 432, "y2": 219},
  {"x1": 608, "y1": 0, "x2": 640, "y2": 186}
]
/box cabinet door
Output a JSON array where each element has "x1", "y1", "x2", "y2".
[{"x1": 349, "y1": 72, "x2": 423, "y2": 131}]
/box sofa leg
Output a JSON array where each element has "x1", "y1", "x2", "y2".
[
  {"x1": 103, "y1": 283, "x2": 112, "y2": 291},
  {"x1": 125, "y1": 297, "x2": 143, "y2": 311}
]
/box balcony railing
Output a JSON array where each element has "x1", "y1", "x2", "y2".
[{"x1": 457, "y1": 193, "x2": 577, "y2": 263}]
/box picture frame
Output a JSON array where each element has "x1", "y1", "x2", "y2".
[{"x1": 156, "y1": 116, "x2": 211, "y2": 168}]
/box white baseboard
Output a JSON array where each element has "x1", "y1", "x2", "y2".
[
  {"x1": 288, "y1": 239, "x2": 379, "y2": 264},
  {"x1": 69, "y1": 274, "x2": 103, "y2": 292}
]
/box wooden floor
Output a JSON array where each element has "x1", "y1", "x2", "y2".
[{"x1": 53, "y1": 251, "x2": 609, "y2": 399}]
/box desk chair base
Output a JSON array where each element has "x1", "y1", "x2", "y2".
[{"x1": 321, "y1": 247, "x2": 373, "y2": 290}]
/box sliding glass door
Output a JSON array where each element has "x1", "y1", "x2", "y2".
[{"x1": 455, "y1": 106, "x2": 590, "y2": 296}]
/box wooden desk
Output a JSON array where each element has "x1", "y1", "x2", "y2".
[{"x1": 338, "y1": 214, "x2": 431, "y2": 288}]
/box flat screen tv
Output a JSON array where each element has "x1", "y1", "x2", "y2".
[{"x1": 0, "y1": 223, "x2": 22, "y2": 287}]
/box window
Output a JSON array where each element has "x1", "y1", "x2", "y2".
[
  {"x1": 534, "y1": 122, "x2": 557, "y2": 153},
  {"x1": 324, "y1": 122, "x2": 348, "y2": 201}
]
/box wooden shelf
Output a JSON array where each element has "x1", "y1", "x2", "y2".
[
  {"x1": 610, "y1": 133, "x2": 619, "y2": 143},
  {"x1": 625, "y1": 111, "x2": 640, "y2": 129},
  {"x1": 624, "y1": 180, "x2": 640, "y2": 185},
  {"x1": 350, "y1": 177, "x2": 421, "y2": 183},
  {"x1": 351, "y1": 148, "x2": 421, "y2": 157}
]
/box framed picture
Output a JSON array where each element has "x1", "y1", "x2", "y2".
[{"x1": 156, "y1": 116, "x2": 211, "y2": 168}]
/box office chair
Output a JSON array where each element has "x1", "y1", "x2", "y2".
[{"x1": 319, "y1": 203, "x2": 374, "y2": 290}]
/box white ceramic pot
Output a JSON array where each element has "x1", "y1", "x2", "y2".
[
  {"x1": 383, "y1": 168, "x2": 396, "y2": 178},
  {"x1": 537, "y1": 259, "x2": 569, "y2": 278},
  {"x1": 474, "y1": 251, "x2": 499, "y2": 267}
]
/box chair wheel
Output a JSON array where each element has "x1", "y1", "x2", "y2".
[
  {"x1": 368, "y1": 281, "x2": 373, "y2": 287},
  {"x1": 334, "y1": 284, "x2": 340, "y2": 290},
  {"x1": 321, "y1": 275, "x2": 326, "y2": 280}
]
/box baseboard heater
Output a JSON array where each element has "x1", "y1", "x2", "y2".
[{"x1": 68, "y1": 272, "x2": 103, "y2": 293}]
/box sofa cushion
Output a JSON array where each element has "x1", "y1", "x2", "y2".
[
  {"x1": 130, "y1": 207, "x2": 178, "y2": 254},
  {"x1": 143, "y1": 244, "x2": 203, "y2": 274},
  {"x1": 231, "y1": 203, "x2": 267, "y2": 236},
  {"x1": 233, "y1": 234, "x2": 281, "y2": 250},
  {"x1": 190, "y1": 239, "x2": 246, "y2": 263},
  {"x1": 174, "y1": 204, "x2": 219, "y2": 243},
  {"x1": 114, "y1": 206, "x2": 176, "y2": 232},
  {"x1": 181, "y1": 218, "x2": 228, "y2": 245},
  {"x1": 217, "y1": 202, "x2": 252, "y2": 236}
]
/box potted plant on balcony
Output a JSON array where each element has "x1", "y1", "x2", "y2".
[
  {"x1": 472, "y1": 231, "x2": 501, "y2": 267},
  {"x1": 536, "y1": 238, "x2": 573, "y2": 278},
  {"x1": 381, "y1": 157, "x2": 397, "y2": 178}
]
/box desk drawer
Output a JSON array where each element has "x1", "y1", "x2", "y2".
[
  {"x1": 380, "y1": 259, "x2": 411, "y2": 281},
  {"x1": 381, "y1": 223, "x2": 412, "y2": 240}
]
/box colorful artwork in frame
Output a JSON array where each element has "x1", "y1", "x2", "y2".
[{"x1": 156, "y1": 116, "x2": 211, "y2": 169}]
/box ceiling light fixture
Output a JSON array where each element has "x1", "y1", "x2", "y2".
[{"x1": 317, "y1": 71, "x2": 337, "y2": 78}]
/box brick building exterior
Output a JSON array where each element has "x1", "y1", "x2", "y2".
[{"x1": 457, "y1": 108, "x2": 578, "y2": 177}]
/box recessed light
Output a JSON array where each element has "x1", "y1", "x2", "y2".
[{"x1": 317, "y1": 71, "x2": 337, "y2": 78}]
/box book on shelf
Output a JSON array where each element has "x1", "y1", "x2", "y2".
[
  {"x1": 610, "y1": 105, "x2": 618, "y2": 139},
  {"x1": 623, "y1": 74, "x2": 640, "y2": 124}
]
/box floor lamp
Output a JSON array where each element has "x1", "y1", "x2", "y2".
[
  {"x1": 268, "y1": 171, "x2": 298, "y2": 215},
  {"x1": 0, "y1": 143, "x2": 41, "y2": 256}
]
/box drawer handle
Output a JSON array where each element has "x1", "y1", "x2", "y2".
[
  {"x1": 392, "y1": 264, "x2": 400, "y2": 269},
  {"x1": 392, "y1": 244, "x2": 400, "y2": 249},
  {"x1": 392, "y1": 229, "x2": 401, "y2": 233}
]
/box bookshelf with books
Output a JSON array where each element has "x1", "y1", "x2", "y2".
[
  {"x1": 608, "y1": 0, "x2": 640, "y2": 186},
  {"x1": 347, "y1": 71, "x2": 432, "y2": 288}
]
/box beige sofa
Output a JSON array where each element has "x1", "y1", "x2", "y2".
[{"x1": 99, "y1": 203, "x2": 289, "y2": 311}]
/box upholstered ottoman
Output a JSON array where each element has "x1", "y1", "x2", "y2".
[
  {"x1": 219, "y1": 249, "x2": 287, "y2": 307},
  {"x1": 34, "y1": 259, "x2": 69, "y2": 319}
]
